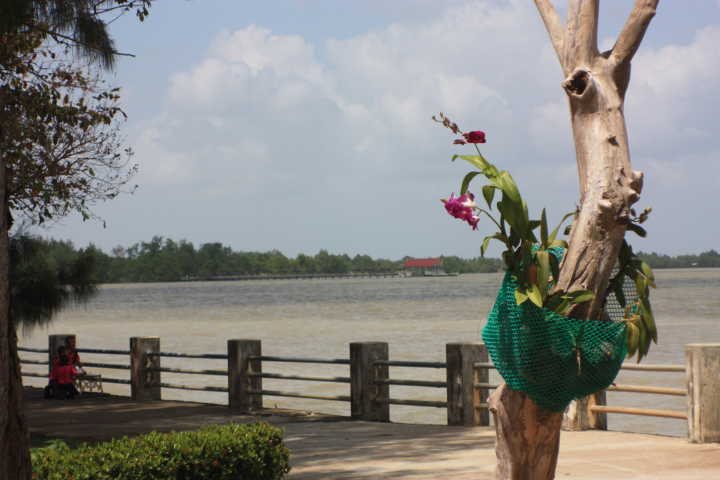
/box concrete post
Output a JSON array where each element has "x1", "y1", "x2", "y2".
[
  {"x1": 130, "y1": 337, "x2": 160, "y2": 401},
  {"x1": 48, "y1": 334, "x2": 75, "y2": 375},
  {"x1": 686, "y1": 343, "x2": 720, "y2": 443},
  {"x1": 562, "y1": 392, "x2": 607, "y2": 431},
  {"x1": 350, "y1": 342, "x2": 389, "y2": 422},
  {"x1": 447, "y1": 342, "x2": 489, "y2": 426},
  {"x1": 228, "y1": 339, "x2": 262, "y2": 411}
]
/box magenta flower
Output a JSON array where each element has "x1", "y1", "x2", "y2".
[
  {"x1": 463, "y1": 131, "x2": 486, "y2": 144},
  {"x1": 442, "y1": 192, "x2": 480, "y2": 230}
]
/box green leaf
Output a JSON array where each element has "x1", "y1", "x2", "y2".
[
  {"x1": 482, "y1": 185, "x2": 496, "y2": 209},
  {"x1": 496, "y1": 171, "x2": 521, "y2": 203},
  {"x1": 549, "y1": 211, "x2": 576, "y2": 244},
  {"x1": 626, "y1": 322, "x2": 639, "y2": 357},
  {"x1": 452, "y1": 154, "x2": 498, "y2": 178},
  {"x1": 481, "y1": 236, "x2": 491, "y2": 257},
  {"x1": 548, "y1": 253, "x2": 560, "y2": 284},
  {"x1": 635, "y1": 275, "x2": 647, "y2": 296},
  {"x1": 481, "y1": 233, "x2": 507, "y2": 257},
  {"x1": 567, "y1": 290, "x2": 594, "y2": 304},
  {"x1": 639, "y1": 297, "x2": 658, "y2": 343},
  {"x1": 555, "y1": 298, "x2": 571, "y2": 316},
  {"x1": 549, "y1": 239, "x2": 568, "y2": 249},
  {"x1": 460, "y1": 171, "x2": 481, "y2": 195},
  {"x1": 527, "y1": 284, "x2": 543, "y2": 308},
  {"x1": 515, "y1": 288, "x2": 529, "y2": 305},
  {"x1": 638, "y1": 326, "x2": 649, "y2": 362},
  {"x1": 536, "y1": 250, "x2": 551, "y2": 298},
  {"x1": 540, "y1": 208, "x2": 549, "y2": 247},
  {"x1": 627, "y1": 223, "x2": 647, "y2": 238},
  {"x1": 641, "y1": 261, "x2": 656, "y2": 288}
]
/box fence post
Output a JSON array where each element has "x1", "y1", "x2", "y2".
[
  {"x1": 228, "y1": 339, "x2": 262, "y2": 412},
  {"x1": 686, "y1": 343, "x2": 720, "y2": 443},
  {"x1": 48, "y1": 334, "x2": 75, "y2": 375},
  {"x1": 130, "y1": 337, "x2": 160, "y2": 401},
  {"x1": 350, "y1": 342, "x2": 389, "y2": 422},
  {"x1": 562, "y1": 392, "x2": 607, "y2": 431},
  {"x1": 446, "y1": 342, "x2": 489, "y2": 426}
]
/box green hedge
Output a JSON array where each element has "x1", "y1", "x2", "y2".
[{"x1": 32, "y1": 422, "x2": 290, "y2": 480}]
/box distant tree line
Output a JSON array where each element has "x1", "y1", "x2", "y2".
[
  {"x1": 17, "y1": 236, "x2": 719, "y2": 284},
  {"x1": 19, "y1": 235, "x2": 503, "y2": 283},
  {"x1": 637, "y1": 249, "x2": 720, "y2": 269}
]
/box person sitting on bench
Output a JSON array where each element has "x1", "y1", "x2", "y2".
[
  {"x1": 53, "y1": 337, "x2": 85, "y2": 375},
  {"x1": 45, "y1": 347, "x2": 79, "y2": 399}
]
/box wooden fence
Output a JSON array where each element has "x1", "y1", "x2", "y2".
[{"x1": 18, "y1": 335, "x2": 720, "y2": 443}]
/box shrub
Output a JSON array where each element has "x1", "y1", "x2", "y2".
[{"x1": 32, "y1": 422, "x2": 290, "y2": 480}]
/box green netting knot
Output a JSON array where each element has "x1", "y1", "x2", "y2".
[{"x1": 482, "y1": 268, "x2": 628, "y2": 412}]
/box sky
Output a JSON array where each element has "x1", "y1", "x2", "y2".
[{"x1": 37, "y1": 0, "x2": 720, "y2": 259}]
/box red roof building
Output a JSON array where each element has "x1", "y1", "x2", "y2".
[
  {"x1": 402, "y1": 257, "x2": 446, "y2": 276},
  {"x1": 403, "y1": 258, "x2": 443, "y2": 268}
]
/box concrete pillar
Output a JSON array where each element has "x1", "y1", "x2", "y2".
[
  {"x1": 447, "y1": 342, "x2": 489, "y2": 426},
  {"x1": 686, "y1": 343, "x2": 720, "y2": 443},
  {"x1": 228, "y1": 339, "x2": 262, "y2": 411},
  {"x1": 350, "y1": 342, "x2": 389, "y2": 422},
  {"x1": 48, "y1": 334, "x2": 74, "y2": 375},
  {"x1": 130, "y1": 337, "x2": 160, "y2": 401},
  {"x1": 562, "y1": 392, "x2": 607, "y2": 431}
]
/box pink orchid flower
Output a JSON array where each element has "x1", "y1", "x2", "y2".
[{"x1": 442, "y1": 192, "x2": 480, "y2": 230}]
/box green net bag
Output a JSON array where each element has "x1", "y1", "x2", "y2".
[{"x1": 482, "y1": 252, "x2": 630, "y2": 412}]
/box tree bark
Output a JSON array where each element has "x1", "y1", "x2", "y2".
[
  {"x1": 0, "y1": 95, "x2": 33, "y2": 480},
  {"x1": 488, "y1": 2, "x2": 660, "y2": 478},
  {"x1": 489, "y1": 385, "x2": 562, "y2": 480}
]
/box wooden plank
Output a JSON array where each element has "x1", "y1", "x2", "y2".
[
  {"x1": 376, "y1": 378, "x2": 446, "y2": 388},
  {"x1": 375, "y1": 360, "x2": 446, "y2": 368},
  {"x1": 82, "y1": 361, "x2": 131, "y2": 370},
  {"x1": 17, "y1": 347, "x2": 48, "y2": 353},
  {"x1": 251, "y1": 389, "x2": 351, "y2": 402},
  {"x1": 620, "y1": 363, "x2": 684, "y2": 372},
  {"x1": 254, "y1": 372, "x2": 351, "y2": 383},
  {"x1": 149, "y1": 367, "x2": 227, "y2": 376},
  {"x1": 606, "y1": 384, "x2": 686, "y2": 396},
  {"x1": 254, "y1": 355, "x2": 350, "y2": 365},
  {"x1": 590, "y1": 405, "x2": 686, "y2": 419},
  {"x1": 388, "y1": 398, "x2": 447, "y2": 408},
  {"x1": 158, "y1": 382, "x2": 227, "y2": 393},
  {"x1": 473, "y1": 362, "x2": 497, "y2": 369}
]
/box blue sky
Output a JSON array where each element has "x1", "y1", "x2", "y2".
[{"x1": 39, "y1": 0, "x2": 720, "y2": 259}]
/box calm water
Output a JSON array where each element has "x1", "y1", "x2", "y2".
[{"x1": 19, "y1": 269, "x2": 720, "y2": 437}]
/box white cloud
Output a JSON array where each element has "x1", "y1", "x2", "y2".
[{"x1": 115, "y1": 1, "x2": 720, "y2": 257}]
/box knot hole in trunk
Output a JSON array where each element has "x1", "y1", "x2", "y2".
[{"x1": 563, "y1": 69, "x2": 590, "y2": 96}]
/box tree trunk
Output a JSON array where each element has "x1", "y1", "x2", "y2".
[
  {"x1": 0, "y1": 98, "x2": 33, "y2": 479},
  {"x1": 489, "y1": 385, "x2": 562, "y2": 480},
  {"x1": 488, "y1": 2, "x2": 660, "y2": 478}
]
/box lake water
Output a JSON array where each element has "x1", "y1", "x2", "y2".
[{"x1": 19, "y1": 268, "x2": 720, "y2": 437}]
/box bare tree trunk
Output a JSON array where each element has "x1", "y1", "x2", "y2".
[
  {"x1": 0, "y1": 100, "x2": 33, "y2": 479},
  {"x1": 489, "y1": 385, "x2": 562, "y2": 480},
  {"x1": 488, "y1": 1, "x2": 660, "y2": 478}
]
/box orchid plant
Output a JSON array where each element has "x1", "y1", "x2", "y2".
[{"x1": 434, "y1": 113, "x2": 657, "y2": 360}]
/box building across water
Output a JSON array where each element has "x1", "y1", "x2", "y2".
[{"x1": 402, "y1": 258, "x2": 452, "y2": 276}]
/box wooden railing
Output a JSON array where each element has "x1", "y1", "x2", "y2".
[{"x1": 18, "y1": 335, "x2": 720, "y2": 442}]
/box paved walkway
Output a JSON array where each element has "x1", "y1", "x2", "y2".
[{"x1": 25, "y1": 389, "x2": 720, "y2": 479}]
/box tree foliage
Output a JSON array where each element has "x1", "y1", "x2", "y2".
[
  {"x1": 10, "y1": 234, "x2": 97, "y2": 329},
  {"x1": 1, "y1": 31, "x2": 137, "y2": 225},
  {"x1": 26, "y1": 235, "x2": 504, "y2": 284}
]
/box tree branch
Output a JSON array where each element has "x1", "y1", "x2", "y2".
[
  {"x1": 610, "y1": 0, "x2": 660, "y2": 65},
  {"x1": 564, "y1": 0, "x2": 599, "y2": 67},
  {"x1": 26, "y1": 24, "x2": 136, "y2": 59},
  {"x1": 533, "y1": 0, "x2": 565, "y2": 67}
]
